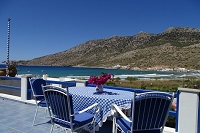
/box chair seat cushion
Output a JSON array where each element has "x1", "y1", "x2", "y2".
[
  {"x1": 53, "y1": 112, "x2": 94, "y2": 129},
  {"x1": 73, "y1": 112, "x2": 94, "y2": 126},
  {"x1": 38, "y1": 99, "x2": 47, "y2": 107},
  {"x1": 117, "y1": 117, "x2": 132, "y2": 133},
  {"x1": 116, "y1": 117, "x2": 161, "y2": 133}
]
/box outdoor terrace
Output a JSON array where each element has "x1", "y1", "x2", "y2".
[
  {"x1": 0, "y1": 95, "x2": 114, "y2": 133},
  {"x1": 0, "y1": 75, "x2": 198, "y2": 133}
]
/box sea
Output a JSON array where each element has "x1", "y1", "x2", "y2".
[{"x1": 0, "y1": 64, "x2": 199, "y2": 80}]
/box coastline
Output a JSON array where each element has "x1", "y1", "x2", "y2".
[
  {"x1": 66, "y1": 64, "x2": 200, "y2": 74},
  {"x1": 1, "y1": 64, "x2": 200, "y2": 73},
  {"x1": 1, "y1": 64, "x2": 200, "y2": 80}
]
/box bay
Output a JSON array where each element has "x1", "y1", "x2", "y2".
[{"x1": 0, "y1": 64, "x2": 198, "y2": 79}]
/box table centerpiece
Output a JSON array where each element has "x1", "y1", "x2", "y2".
[{"x1": 88, "y1": 73, "x2": 113, "y2": 92}]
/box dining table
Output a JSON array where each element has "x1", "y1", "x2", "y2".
[{"x1": 68, "y1": 86, "x2": 134, "y2": 131}]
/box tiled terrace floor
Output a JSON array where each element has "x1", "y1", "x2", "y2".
[
  {"x1": 0, "y1": 97, "x2": 112, "y2": 133},
  {"x1": 0, "y1": 96, "x2": 175, "y2": 133}
]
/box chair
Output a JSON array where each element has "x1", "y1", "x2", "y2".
[
  {"x1": 111, "y1": 92, "x2": 174, "y2": 133},
  {"x1": 29, "y1": 78, "x2": 47, "y2": 126},
  {"x1": 42, "y1": 85, "x2": 100, "y2": 133}
]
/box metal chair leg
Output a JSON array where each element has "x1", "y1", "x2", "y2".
[
  {"x1": 33, "y1": 106, "x2": 39, "y2": 126},
  {"x1": 44, "y1": 108, "x2": 48, "y2": 118},
  {"x1": 92, "y1": 121, "x2": 95, "y2": 133},
  {"x1": 50, "y1": 124, "x2": 54, "y2": 133},
  {"x1": 112, "y1": 117, "x2": 116, "y2": 133}
]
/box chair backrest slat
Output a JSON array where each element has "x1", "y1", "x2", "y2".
[
  {"x1": 141, "y1": 98, "x2": 147, "y2": 128},
  {"x1": 157, "y1": 99, "x2": 167, "y2": 127},
  {"x1": 154, "y1": 98, "x2": 162, "y2": 128},
  {"x1": 145, "y1": 98, "x2": 152, "y2": 129}
]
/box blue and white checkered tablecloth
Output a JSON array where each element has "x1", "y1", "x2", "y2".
[{"x1": 68, "y1": 87, "x2": 134, "y2": 128}]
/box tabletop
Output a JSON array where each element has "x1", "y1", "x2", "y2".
[{"x1": 68, "y1": 86, "x2": 134, "y2": 127}]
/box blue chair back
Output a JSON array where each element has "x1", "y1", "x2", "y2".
[
  {"x1": 43, "y1": 86, "x2": 74, "y2": 122},
  {"x1": 30, "y1": 78, "x2": 46, "y2": 100},
  {"x1": 132, "y1": 92, "x2": 174, "y2": 132}
]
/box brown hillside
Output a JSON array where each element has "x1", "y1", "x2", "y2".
[{"x1": 18, "y1": 27, "x2": 200, "y2": 70}]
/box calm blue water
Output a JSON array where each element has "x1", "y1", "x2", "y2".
[{"x1": 0, "y1": 64, "x2": 198, "y2": 79}]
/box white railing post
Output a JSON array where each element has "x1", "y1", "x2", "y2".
[
  {"x1": 76, "y1": 80, "x2": 87, "y2": 87},
  {"x1": 21, "y1": 74, "x2": 33, "y2": 101},
  {"x1": 42, "y1": 73, "x2": 48, "y2": 80},
  {"x1": 59, "y1": 78, "x2": 86, "y2": 87},
  {"x1": 178, "y1": 87, "x2": 200, "y2": 133}
]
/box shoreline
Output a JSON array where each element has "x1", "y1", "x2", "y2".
[
  {"x1": 1, "y1": 64, "x2": 200, "y2": 80},
  {"x1": 1, "y1": 64, "x2": 200, "y2": 73}
]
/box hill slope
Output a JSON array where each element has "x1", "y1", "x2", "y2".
[{"x1": 19, "y1": 27, "x2": 200, "y2": 70}]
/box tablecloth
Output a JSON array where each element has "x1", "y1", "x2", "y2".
[{"x1": 68, "y1": 86, "x2": 134, "y2": 129}]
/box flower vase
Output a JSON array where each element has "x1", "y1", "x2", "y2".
[{"x1": 96, "y1": 84, "x2": 103, "y2": 92}]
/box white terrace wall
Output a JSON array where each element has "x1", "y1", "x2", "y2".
[{"x1": 178, "y1": 88, "x2": 200, "y2": 133}]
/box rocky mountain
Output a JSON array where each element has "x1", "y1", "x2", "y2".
[{"x1": 18, "y1": 27, "x2": 200, "y2": 70}]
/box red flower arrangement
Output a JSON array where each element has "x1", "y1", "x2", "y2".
[{"x1": 88, "y1": 73, "x2": 113, "y2": 85}]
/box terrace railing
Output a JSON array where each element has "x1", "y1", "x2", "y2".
[{"x1": 0, "y1": 76, "x2": 21, "y2": 96}]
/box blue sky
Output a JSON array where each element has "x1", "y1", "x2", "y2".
[{"x1": 0, "y1": 0, "x2": 200, "y2": 62}]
